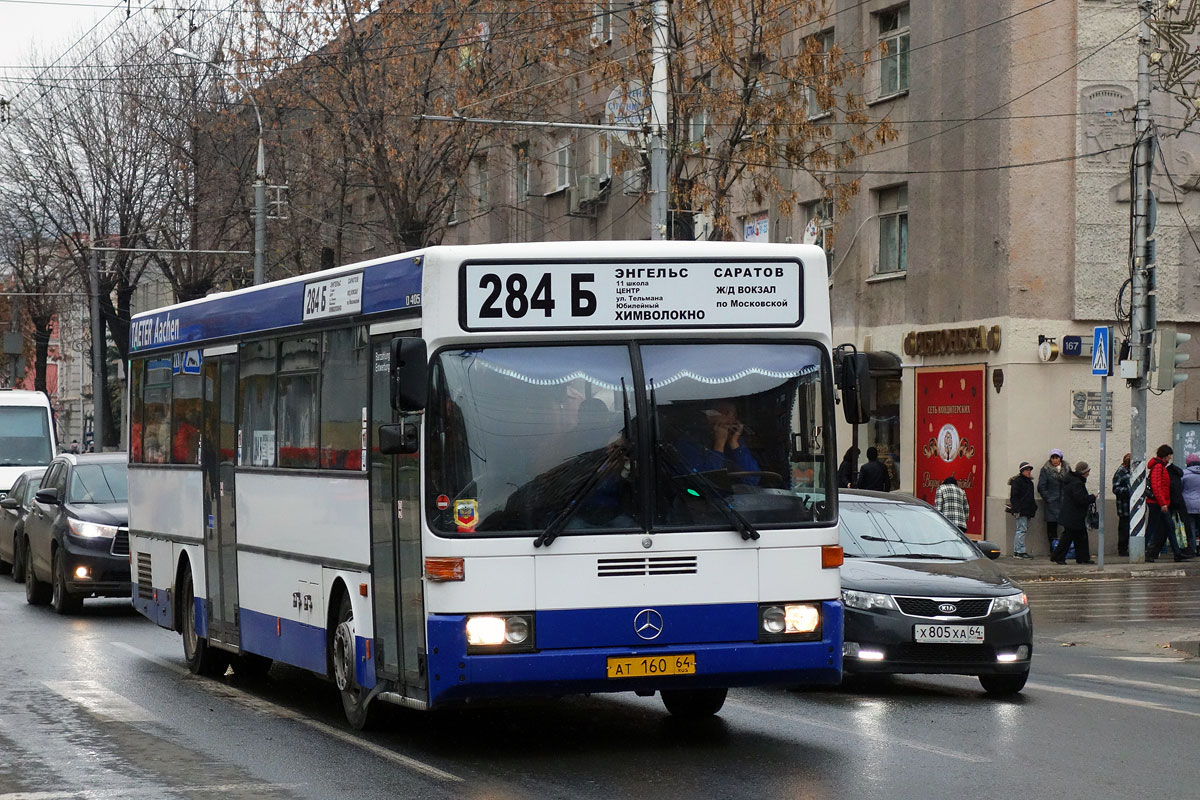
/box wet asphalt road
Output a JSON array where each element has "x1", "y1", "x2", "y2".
[{"x1": 0, "y1": 577, "x2": 1197, "y2": 800}]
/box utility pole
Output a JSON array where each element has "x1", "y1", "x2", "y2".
[
  {"x1": 88, "y1": 223, "x2": 105, "y2": 451},
  {"x1": 649, "y1": 0, "x2": 669, "y2": 240},
  {"x1": 1127, "y1": 0, "x2": 1155, "y2": 548}
]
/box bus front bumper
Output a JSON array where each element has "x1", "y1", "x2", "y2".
[{"x1": 425, "y1": 601, "x2": 843, "y2": 707}]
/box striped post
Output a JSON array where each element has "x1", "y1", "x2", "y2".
[{"x1": 1129, "y1": 459, "x2": 1147, "y2": 562}]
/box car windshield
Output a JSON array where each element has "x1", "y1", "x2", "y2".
[
  {"x1": 68, "y1": 463, "x2": 128, "y2": 504},
  {"x1": 425, "y1": 343, "x2": 834, "y2": 537},
  {"x1": 0, "y1": 407, "x2": 54, "y2": 466},
  {"x1": 840, "y1": 500, "x2": 980, "y2": 560}
]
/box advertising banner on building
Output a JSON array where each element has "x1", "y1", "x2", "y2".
[{"x1": 914, "y1": 365, "x2": 986, "y2": 538}]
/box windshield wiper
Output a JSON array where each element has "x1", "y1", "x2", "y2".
[{"x1": 534, "y1": 381, "x2": 633, "y2": 549}]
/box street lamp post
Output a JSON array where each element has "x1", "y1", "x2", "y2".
[{"x1": 172, "y1": 47, "x2": 266, "y2": 285}]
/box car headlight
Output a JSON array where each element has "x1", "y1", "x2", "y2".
[
  {"x1": 465, "y1": 613, "x2": 535, "y2": 652},
  {"x1": 68, "y1": 519, "x2": 118, "y2": 538},
  {"x1": 759, "y1": 603, "x2": 822, "y2": 641},
  {"x1": 992, "y1": 592, "x2": 1028, "y2": 615},
  {"x1": 841, "y1": 589, "x2": 899, "y2": 612}
]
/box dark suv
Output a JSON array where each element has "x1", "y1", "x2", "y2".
[
  {"x1": 23, "y1": 453, "x2": 130, "y2": 614},
  {"x1": 0, "y1": 468, "x2": 44, "y2": 581}
]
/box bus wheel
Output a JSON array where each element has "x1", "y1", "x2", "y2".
[
  {"x1": 25, "y1": 547, "x2": 50, "y2": 605},
  {"x1": 51, "y1": 550, "x2": 83, "y2": 615},
  {"x1": 332, "y1": 593, "x2": 377, "y2": 730},
  {"x1": 12, "y1": 536, "x2": 26, "y2": 583},
  {"x1": 180, "y1": 565, "x2": 228, "y2": 677},
  {"x1": 661, "y1": 688, "x2": 728, "y2": 718}
]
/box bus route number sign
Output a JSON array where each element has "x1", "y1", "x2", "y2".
[
  {"x1": 462, "y1": 261, "x2": 801, "y2": 330},
  {"x1": 303, "y1": 273, "x2": 363, "y2": 321}
]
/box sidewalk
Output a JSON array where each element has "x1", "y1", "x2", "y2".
[{"x1": 996, "y1": 554, "x2": 1200, "y2": 582}]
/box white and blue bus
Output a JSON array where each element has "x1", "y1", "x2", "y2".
[{"x1": 127, "y1": 241, "x2": 858, "y2": 727}]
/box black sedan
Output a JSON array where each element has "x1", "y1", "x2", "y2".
[
  {"x1": 839, "y1": 490, "x2": 1032, "y2": 695},
  {"x1": 23, "y1": 453, "x2": 130, "y2": 614},
  {"x1": 0, "y1": 468, "x2": 44, "y2": 581}
]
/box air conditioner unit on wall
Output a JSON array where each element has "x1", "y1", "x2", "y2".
[
  {"x1": 569, "y1": 174, "x2": 603, "y2": 216},
  {"x1": 620, "y1": 168, "x2": 645, "y2": 195}
]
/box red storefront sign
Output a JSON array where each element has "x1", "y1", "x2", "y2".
[{"x1": 914, "y1": 366, "x2": 986, "y2": 538}]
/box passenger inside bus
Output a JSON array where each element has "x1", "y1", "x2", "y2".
[{"x1": 669, "y1": 400, "x2": 762, "y2": 483}]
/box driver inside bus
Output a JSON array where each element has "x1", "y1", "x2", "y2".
[{"x1": 672, "y1": 400, "x2": 761, "y2": 483}]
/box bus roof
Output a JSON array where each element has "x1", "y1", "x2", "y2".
[
  {"x1": 129, "y1": 241, "x2": 826, "y2": 354},
  {"x1": 0, "y1": 389, "x2": 52, "y2": 407}
]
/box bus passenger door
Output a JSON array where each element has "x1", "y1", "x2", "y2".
[
  {"x1": 203, "y1": 354, "x2": 240, "y2": 648},
  {"x1": 369, "y1": 335, "x2": 426, "y2": 695}
]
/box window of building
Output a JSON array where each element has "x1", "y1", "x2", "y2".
[
  {"x1": 688, "y1": 110, "x2": 709, "y2": 149},
  {"x1": 277, "y1": 336, "x2": 320, "y2": 469},
  {"x1": 803, "y1": 198, "x2": 835, "y2": 275},
  {"x1": 320, "y1": 327, "x2": 369, "y2": 470},
  {"x1": 877, "y1": 184, "x2": 908, "y2": 274},
  {"x1": 142, "y1": 358, "x2": 172, "y2": 464},
  {"x1": 591, "y1": 1, "x2": 613, "y2": 45},
  {"x1": 448, "y1": 185, "x2": 461, "y2": 225},
  {"x1": 878, "y1": 6, "x2": 910, "y2": 97},
  {"x1": 555, "y1": 135, "x2": 572, "y2": 191},
  {"x1": 593, "y1": 133, "x2": 611, "y2": 177},
  {"x1": 171, "y1": 352, "x2": 203, "y2": 464},
  {"x1": 806, "y1": 29, "x2": 834, "y2": 118},
  {"x1": 475, "y1": 156, "x2": 489, "y2": 210},
  {"x1": 514, "y1": 142, "x2": 530, "y2": 201},
  {"x1": 239, "y1": 340, "x2": 278, "y2": 467}
]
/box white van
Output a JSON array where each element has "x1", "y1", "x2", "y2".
[{"x1": 0, "y1": 389, "x2": 57, "y2": 498}]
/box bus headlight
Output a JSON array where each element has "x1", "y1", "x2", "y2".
[
  {"x1": 758, "y1": 603, "x2": 822, "y2": 642},
  {"x1": 465, "y1": 613, "x2": 535, "y2": 652}
]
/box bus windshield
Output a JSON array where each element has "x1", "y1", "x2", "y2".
[
  {"x1": 426, "y1": 343, "x2": 833, "y2": 536},
  {"x1": 0, "y1": 406, "x2": 54, "y2": 467}
]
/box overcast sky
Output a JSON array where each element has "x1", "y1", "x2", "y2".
[{"x1": 0, "y1": 0, "x2": 122, "y2": 104}]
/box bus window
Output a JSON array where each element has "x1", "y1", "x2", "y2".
[
  {"x1": 143, "y1": 359, "x2": 173, "y2": 464},
  {"x1": 172, "y1": 360, "x2": 203, "y2": 464},
  {"x1": 129, "y1": 361, "x2": 145, "y2": 462},
  {"x1": 240, "y1": 341, "x2": 278, "y2": 467},
  {"x1": 320, "y1": 328, "x2": 369, "y2": 470},
  {"x1": 278, "y1": 337, "x2": 320, "y2": 468}
]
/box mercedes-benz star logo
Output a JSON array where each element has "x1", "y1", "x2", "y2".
[
  {"x1": 633, "y1": 608, "x2": 664, "y2": 640},
  {"x1": 937, "y1": 603, "x2": 958, "y2": 614}
]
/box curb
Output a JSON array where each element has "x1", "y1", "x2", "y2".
[
  {"x1": 1169, "y1": 640, "x2": 1200, "y2": 657},
  {"x1": 1014, "y1": 568, "x2": 1191, "y2": 582}
]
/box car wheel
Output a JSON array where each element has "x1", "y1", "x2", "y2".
[
  {"x1": 24, "y1": 545, "x2": 50, "y2": 605},
  {"x1": 979, "y1": 670, "x2": 1029, "y2": 696},
  {"x1": 331, "y1": 592, "x2": 377, "y2": 730},
  {"x1": 51, "y1": 549, "x2": 83, "y2": 615},
  {"x1": 12, "y1": 536, "x2": 26, "y2": 583},
  {"x1": 0, "y1": 551, "x2": 11, "y2": 576},
  {"x1": 661, "y1": 687, "x2": 728, "y2": 718},
  {"x1": 180, "y1": 564, "x2": 228, "y2": 677}
]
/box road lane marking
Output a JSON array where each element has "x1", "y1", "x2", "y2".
[
  {"x1": 1108, "y1": 656, "x2": 1191, "y2": 663},
  {"x1": 111, "y1": 642, "x2": 463, "y2": 783},
  {"x1": 725, "y1": 699, "x2": 989, "y2": 763},
  {"x1": 1027, "y1": 682, "x2": 1200, "y2": 717},
  {"x1": 0, "y1": 783, "x2": 298, "y2": 800},
  {"x1": 1068, "y1": 673, "x2": 1200, "y2": 697},
  {"x1": 43, "y1": 680, "x2": 154, "y2": 723}
]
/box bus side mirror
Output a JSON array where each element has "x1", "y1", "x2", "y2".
[
  {"x1": 379, "y1": 420, "x2": 420, "y2": 455},
  {"x1": 390, "y1": 337, "x2": 428, "y2": 412},
  {"x1": 838, "y1": 351, "x2": 871, "y2": 425}
]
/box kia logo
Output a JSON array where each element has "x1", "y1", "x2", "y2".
[
  {"x1": 937, "y1": 603, "x2": 958, "y2": 614},
  {"x1": 633, "y1": 608, "x2": 664, "y2": 640}
]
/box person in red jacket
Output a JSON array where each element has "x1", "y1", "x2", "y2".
[{"x1": 1146, "y1": 444, "x2": 1189, "y2": 562}]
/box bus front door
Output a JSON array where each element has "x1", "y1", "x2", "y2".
[
  {"x1": 203, "y1": 354, "x2": 240, "y2": 648},
  {"x1": 370, "y1": 336, "x2": 426, "y2": 697}
]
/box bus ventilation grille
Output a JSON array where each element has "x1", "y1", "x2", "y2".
[
  {"x1": 136, "y1": 552, "x2": 153, "y2": 600},
  {"x1": 597, "y1": 556, "x2": 698, "y2": 577}
]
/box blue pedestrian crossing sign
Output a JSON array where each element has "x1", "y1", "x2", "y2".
[{"x1": 1092, "y1": 326, "x2": 1111, "y2": 376}]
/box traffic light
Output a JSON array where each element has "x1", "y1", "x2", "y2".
[{"x1": 1156, "y1": 324, "x2": 1192, "y2": 390}]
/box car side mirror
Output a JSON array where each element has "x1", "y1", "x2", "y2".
[
  {"x1": 0, "y1": 496, "x2": 20, "y2": 509},
  {"x1": 35, "y1": 488, "x2": 60, "y2": 505},
  {"x1": 976, "y1": 540, "x2": 1001, "y2": 560},
  {"x1": 390, "y1": 337, "x2": 428, "y2": 412},
  {"x1": 379, "y1": 420, "x2": 420, "y2": 455}
]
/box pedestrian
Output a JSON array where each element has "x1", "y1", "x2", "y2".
[
  {"x1": 857, "y1": 447, "x2": 891, "y2": 492},
  {"x1": 1037, "y1": 448, "x2": 1069, "y2": 551},
  {"x1": 837, "y1": 446, "x2": 859, "y2": 489},
  {"x1": 1145, "y1": 445, "x2": 1188, "y2": 562},
  {"x1": 1007, "y1": 461, "x2": 1037, "y2": 558},
  {"x1": 1112, "y1": 453, "x2": 1132, "y2": 557},
  {"x1": 934, "y1": 475, "x2": 970, "y2": 533},
  {"x1": 1182, "y1": 453, "x2": 1200, "y2": 554},
  {"x1": 1167, "y1": 457, "x2": 1197, "y2": 559},
  {"x1": 1051, "y1": 461, "x2": 1095, "y2": 565},
  {"x1": 68, "y1": 439, "x2": 80, "y2": 454}
]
